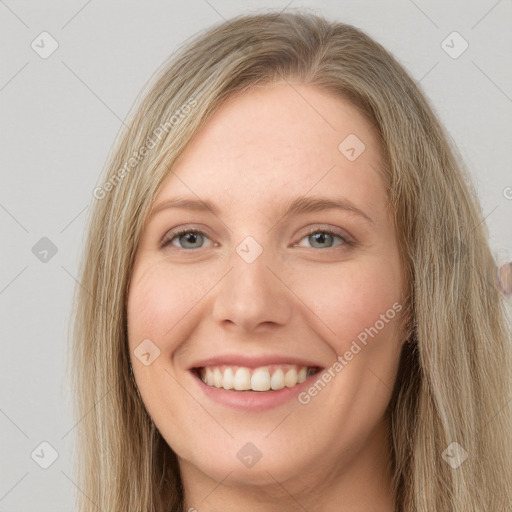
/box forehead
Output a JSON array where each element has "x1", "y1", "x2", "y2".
[{"x1": 155, "y1": 83, "x2": 387, "y2": 218}]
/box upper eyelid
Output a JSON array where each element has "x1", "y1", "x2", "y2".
[
  {"x1": 294, "y1": 227, "x2": 352, "y2": 246},
  {"x1": 160, "y1": 225, "x2": 212, "y2": 244}
]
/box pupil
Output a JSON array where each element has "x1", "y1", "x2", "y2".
[
  {"x1": 312, "y1": 232, "x2": 331, "y2": 247},
  {"x1": 182, "y1": 233, "x2": 200, "y2": 247}
]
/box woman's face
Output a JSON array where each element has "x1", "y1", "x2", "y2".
[{"x1": 127, "y1": 83, "x2": 406, "y2": 495}]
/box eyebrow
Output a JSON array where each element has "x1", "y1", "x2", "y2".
[{"x1": 149, "y1": 195, "x2": 375, "y2": 225}]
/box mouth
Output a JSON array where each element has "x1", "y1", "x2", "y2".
[{"x1": 191, "y1": 364, "x2": 322, "y2": 392}]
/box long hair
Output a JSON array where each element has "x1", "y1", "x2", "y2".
[{"x1": 69, "y1": 10, "x2": 512, "y2": 511}]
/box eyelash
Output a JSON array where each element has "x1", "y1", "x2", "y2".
[{"x1": 161, "y1": 226, "x2": 354, "y2": 251}]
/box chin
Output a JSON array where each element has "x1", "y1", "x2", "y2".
[{"x1": 182, "y1": 442, "x2": 311, "y2": 487}]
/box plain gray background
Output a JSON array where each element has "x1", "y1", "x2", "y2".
[{"x1": 1, "y1": 0, "x2": 511, "y2": 510}]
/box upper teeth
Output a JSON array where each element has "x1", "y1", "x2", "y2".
[{"x1": 198, "y1": 365, "x2": 316, "y2": 392}]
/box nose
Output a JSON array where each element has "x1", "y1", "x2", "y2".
[{"x1": 211, "y1": 247, "x2": 294, "y2": 332}]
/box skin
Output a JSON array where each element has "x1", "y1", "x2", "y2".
[{"x1": 127, "y1": 82, "x2": 407, "y2": 512}]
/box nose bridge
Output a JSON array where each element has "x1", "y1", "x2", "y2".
[{"x1": 211, "y1": 236, "x2": 293, "y2": 330}]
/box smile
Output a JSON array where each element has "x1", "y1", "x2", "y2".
[{"x1": 196, "y1": 364, "x2": 321, "y2": 392}]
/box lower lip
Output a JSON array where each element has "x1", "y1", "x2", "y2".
[{"x1": 190, "y1": 370, "x2": 321, "y2": 411}]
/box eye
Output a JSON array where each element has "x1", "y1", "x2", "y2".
[
  {"x1": 162, "y1": 228, "x2": 211, "y2": 250},
  {"x1": 296, "y1": 227, "x2": 351, "y2": 249},
  {"x1": 161, "y1": 226, "x2": 352, "y2": 251}
]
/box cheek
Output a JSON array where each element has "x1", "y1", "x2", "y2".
[
  {"x1": 126, "y1": 262, "x2": 204, "y2": 438},
  {"x1": 294, "y1": 255, "x2": 405, "y2": 403},
  {"x1": 298, "y1": 258, "x2": 402, "y2": 342},
  {"x1": 297, "y1": 262, "x2": 403, "y2": 420},
  {"x1": 127, "y1": 261, "x2": 202, "y2": 347}
]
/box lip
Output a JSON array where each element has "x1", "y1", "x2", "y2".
[
  {"x1": 188, "y1": 355, "x2": 324, "y2": 411},
  {"x1": 189, "y1": 353, "x2": 324, "y2": 370}
]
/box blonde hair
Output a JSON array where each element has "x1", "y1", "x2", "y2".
[{"x1": 69, "y1": 10, "x2": 512, "y2": 511}]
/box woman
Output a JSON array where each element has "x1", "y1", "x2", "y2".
[{"x1": 70, "y1": 10, "x2": 512, "y2": 511}]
